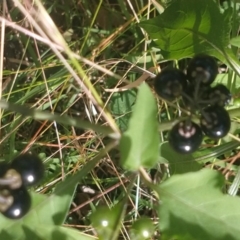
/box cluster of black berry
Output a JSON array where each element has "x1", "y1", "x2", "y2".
[
  {"x1": 154, "y1": 54, "x2": 231, "y2": 154},
  {"x1": 0, "y1": 153, "x2": 44, "y2": 219}
]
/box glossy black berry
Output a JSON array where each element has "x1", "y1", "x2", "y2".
[
  {"x1": 0, "y1": 186, "x2": 31, "y2": 219},
  {"x1": 154, "y1": 68, "x2": 188, "y2": 101},
  {"x1": 200, "y1": 106, "x2": 231, "y2": 139},
  {"x1": 208, "y1": 84, "x2": 232, "y2": 107},
  {"x1": 11, "y1": 153, "x2": 44, "y2": 187},
  {"x1": 169, "y1": 120, "x2": 203, "y2": 154},
  {"x1": 187, "y1": 54, "x2": 218, "y2": 85}
]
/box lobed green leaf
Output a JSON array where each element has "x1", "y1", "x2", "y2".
[{"x1": 157, "y1": 169, "x2": 240, "y2": 240}]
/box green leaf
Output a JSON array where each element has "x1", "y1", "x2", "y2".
[
  {"x1": 120, "y1": 83, "x2": 159, "y2": 170},
  {"x1": 0, "y1": 143, "x2": 116, "y2": 239},
  {"x1": 0, "y1": 186, "x2": 74, "y2": 239},
  {"x1": 140, "y1": 0, "x2": 232, "y2": 61},
  {"x1": 110, "y1": 90, "x2": 137, "y2": 131},
  {"x1": 157, "y1": 169, "x2": 240, "y2": 240},
  {"x1": 30, "y1": 225, "x2": 96, "y2": 240},
  {"x1": 0, "y1": 224, "x2": 95, "y2": 240},
  {"x1": 27, "y1": 184, "x2": 76, "y2": 226},
  {"x1": 230, "y1": 36, "x2": 240, "y2": 48}
]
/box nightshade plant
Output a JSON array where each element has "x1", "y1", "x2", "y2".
[
  {"x1": 2, "y1": 0, "x2": 240, "y2": 240},
  {"x1": 154, "y1": 54, "x2": 232, "y2": 154}
]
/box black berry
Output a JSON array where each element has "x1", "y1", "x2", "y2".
[
  {"x1": 154, "y1": 68, "x2": 188, "y2": 101},
  {"x1": 0, "y1": 186, "x2": 31, "y2": 219},
  {"x1": 200, "y1": 106, "x2": 231, "y2": 139},
  {"x1": 207, "y1": 84, "x2": 232, "y2": 107},
  {"x1": 169, "y1": 120, "x2": 203, "y2": 154},
  {"x1": 11, "y1": 153, "x2": 44, "y2": 187},
  {"x1": 187, "y1": 54, "x2": 218, "y2": 85}
]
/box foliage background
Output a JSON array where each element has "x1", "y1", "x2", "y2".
[{"x1": 1, "y1": 0, "x2": 240, "y2": 239}]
